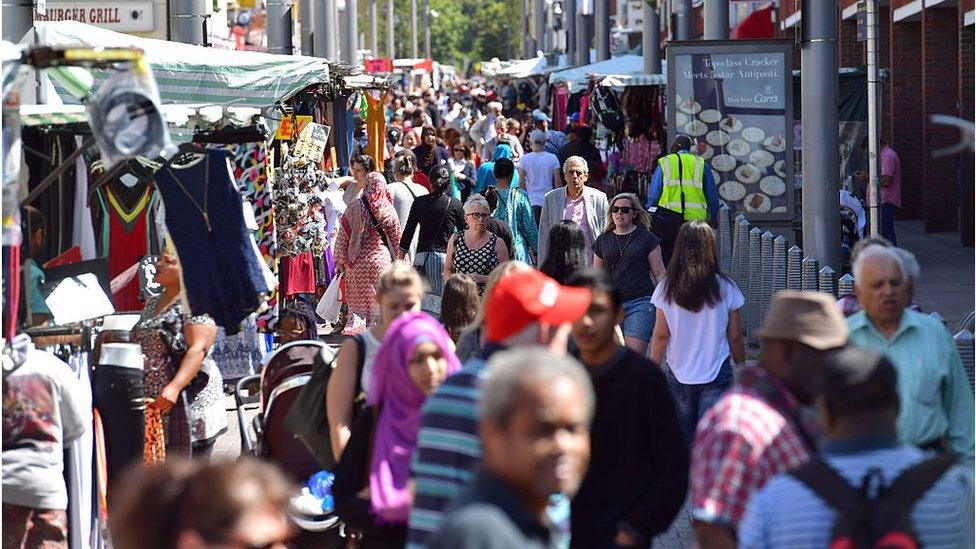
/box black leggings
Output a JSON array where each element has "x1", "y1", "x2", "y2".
[{"x1": 93, "y1": 365, "x2": 144, "y2": 485}]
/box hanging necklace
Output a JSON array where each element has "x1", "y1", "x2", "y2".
[{"x1": 165, "y1": 155, "x2": 212, "y2": 232}]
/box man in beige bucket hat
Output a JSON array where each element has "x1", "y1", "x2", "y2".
[{"x1": 689, "y1": 291, "x2": 849, "y2": 549}]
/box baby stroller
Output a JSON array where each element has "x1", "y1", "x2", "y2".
[{"x1": 234, "y1": 340, "x2": 343, "y2": 546}]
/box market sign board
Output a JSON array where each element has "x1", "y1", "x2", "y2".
[
  {"x1": 35, "y1": 2, "x2": 155, "y2": 32},
  {"x1": 667, "y1": 39, "x2": 795, "y2": 222}
]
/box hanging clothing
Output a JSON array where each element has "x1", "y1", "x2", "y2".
[
  {"x1": 218, "y1": 142, "x2": 279, "y2": 333},
  {"x1": 72, "y1": 137, "x2": 97, "y2": 260},
  {"x1": 334, "y1": 93, "x2": 356, "y2": 175},
  {"x1": 493, "y1": 186, "x2": 537, "y2": 265},
  {"x1": 211, "y1": 314, "x2": 264, "y2": 383},
  {"x1": 553, "y1": 86, "x2": 569, "y2": 132},
  {"x1": 365, "y1": 92, "x2": 387, "y2": 169},
  {"x1": 279, "y1": 252, "x2": 317, "y2": 297},
  {"x1": 92, "y1": 179, "x2": 159, "y2": 312},
  {"x1": 154, "y1": 150, "x2": 269, "y2": 333}
]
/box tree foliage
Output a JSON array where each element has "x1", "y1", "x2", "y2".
[{"x1": 358, "y1": 0, "x2": 522, "y2": 67}]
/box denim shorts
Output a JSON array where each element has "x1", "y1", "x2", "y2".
[{"x1": 621, "y1": 296, "x2": 655, "y2": 341}]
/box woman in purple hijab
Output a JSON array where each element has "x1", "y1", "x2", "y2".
[{"x1": 333, "y1": 311, "x2": 461, "y2": 546}]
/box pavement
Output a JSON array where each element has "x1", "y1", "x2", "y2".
[
  {"x1": 209, "y1": 219, "x2": 972, "y2": 549},
  {"x1": 895, "y1": 220, "x2": 975, "y2": 331}
]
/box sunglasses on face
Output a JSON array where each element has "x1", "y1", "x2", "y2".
[
  {"x1": 453, "y1": 148, "x2": 465, "y2": 152},
  {"x1": 611, "y1": 206, "x2": 634, "y2": 214},
  {"x1": 466, "y1": 212, "x2": 489, "y2": 219}
]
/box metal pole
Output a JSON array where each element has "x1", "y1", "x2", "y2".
[
  {"x1": 535, "y1": 0, "x2": 546, "y2": 55},
  {"x1": 704, "y1": 0, "x2": 728, "y2": 40},
  {"x1": 315, "y1": 0, "x2": 338, "y2": 58},
  {"x1": 170, "y1": 0, "x2": 208, "y2": 45},
  {"x1": 565, "y1": 0, "x2": 577, "y2": 65},
  {"x1": 801, "y1": 0, "x2": 840, "y2": 268},
  {"x1": 642, "y1": 1, "x2": 661, "y2": 73},
  {"x1": 594, "y1": 0, "x2": 608, "y2": 60},
  {"x1": 410, "y1": 0, "x2": 418, "y2": 58},
  {"x1": 387, "y1": 0, "x2": 394, "y2": 57},
  {"x1": 674, "y1": 0, "x2": 692, "y2": 40},
  {"x1": 2, "y1": 0, "x2": 33, "y2": 43},
  {"x1": 299, "y1": 0, "x2": 313, "y2": 54},
  {"x1": 866, "y1": 0, "x2": 880, "y2": 237},
  {"x1": 577, "y1": 13, "x2": 592, "y2": 64},
  {"x1": 423, "y1": 0, "x2": 430, "y2": 58},
  {"x1": 369, "y1": 0, "x2": 378, "y2": 56},
  {"x1": 344, "y1": 0, "x2": 357, "y2": 64},
  {"x1": 266, "y1": 0, "x2": 295, "y2": 53}
]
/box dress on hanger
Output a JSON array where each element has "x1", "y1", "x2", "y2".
[
  {"x1": 153, "y1": 150, "x2": 268, "y2": 333},
  {"x1": 92, "y1": 177, "x2": 159, "y2": 312},
  {"x1": 365, "y1": 92, "x2": 387, "y2": 170}
]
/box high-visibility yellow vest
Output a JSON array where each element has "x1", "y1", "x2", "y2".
[{"x1": 657, "y1": 152, "x2": 708, "y2": 221}]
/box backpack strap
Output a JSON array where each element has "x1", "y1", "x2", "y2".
[
  {"x1": 884, "y1": 454, "x2": 957, "y2": 510},
  {"x1": 789, "y1": 458, "x2": 861, "y2": 513}
]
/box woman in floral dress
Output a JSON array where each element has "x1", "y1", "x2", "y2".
[
  {"x1": 132, "y1": 250, "x2": 227, "y2": 459},
  {"x1": 335, "y1": 171, "x2": 403, "y2": 335}
]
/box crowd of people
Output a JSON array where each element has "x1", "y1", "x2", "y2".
[{"x1": 4, "y1": 83, "x2": 973, "y2": 549}]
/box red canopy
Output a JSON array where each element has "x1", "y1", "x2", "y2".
[{"x1": 732, "y1": 5, "x2": 775, "y2": 39}]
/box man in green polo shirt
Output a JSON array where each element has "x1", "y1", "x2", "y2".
[{"x1": 846, "y1": 244, "x2": 974, "y2": 466}]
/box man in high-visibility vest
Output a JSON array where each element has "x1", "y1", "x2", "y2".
[{"x1": 646, "y1": 134, "x2": 720, "y2": 263}]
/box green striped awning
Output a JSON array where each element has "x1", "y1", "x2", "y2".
[{"x1": 35, "y1": 21, "x2": 331, "y2": 107}]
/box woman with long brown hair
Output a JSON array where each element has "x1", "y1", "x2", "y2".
[
  {"x1": 592, "y1": 193, "x2": 666, "y2": 354},
  {"x1": 649, "y1": 220, "x2": 745, "y2": 443}
]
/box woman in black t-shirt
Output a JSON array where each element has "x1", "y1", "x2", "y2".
[{"x1": 592, "y1": 193, "x2": 667, "y2": 354}]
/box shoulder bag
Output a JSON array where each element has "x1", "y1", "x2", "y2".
[{"x1": 362, "y1": 197, "x2": 396, "y2": 262}]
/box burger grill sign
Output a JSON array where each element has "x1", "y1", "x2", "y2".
[{"x1": 36, "y1": 2, "x2": 154, "y2": 32}]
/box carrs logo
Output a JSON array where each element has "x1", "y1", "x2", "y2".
[{"x1": 36, "y1": 2, "x2": 155, "y2": 32}]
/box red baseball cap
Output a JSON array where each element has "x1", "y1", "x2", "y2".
[{"x1": 484, "y1": 270, "x2": 592, "y2": 343}]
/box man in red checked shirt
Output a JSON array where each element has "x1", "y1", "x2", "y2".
[{"x1": 690, "y1": 291, "x2": 849, "y2": 548}]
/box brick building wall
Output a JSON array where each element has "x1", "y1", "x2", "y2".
[
  {"x1": 959, "y1": 20, "x2": 974, "y2": 245},
  {"x1": 921, "y1": 6, "x2": 960, "y2": 233},
  {"x1": 890, "y1": 21, "x2": 924, "y2": 220}
]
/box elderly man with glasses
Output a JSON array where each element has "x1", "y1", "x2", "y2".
[{"x1": 538, "y1": 156, "x2": 610, "y2": 266}]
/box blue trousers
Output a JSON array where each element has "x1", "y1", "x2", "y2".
[
  {"x1": 664, "y1": 358, "x2": 734, "y2": 444},
  {"x1": 881, "y1": 203, "x2": 898, "y2": 246}
]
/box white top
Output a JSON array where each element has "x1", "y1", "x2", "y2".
[
  {"x1": 651, "y1": 275, "x2": 744, "y2": 384},
  {"x1": 387, "y1": 181, "x2": 429, "y2": 260},
  {"x1": 519, "y1": 151, "x2": 561, "y2": 206},
  {"x1": 360, "y1": 327, "x2": 383, "y2": 394}
]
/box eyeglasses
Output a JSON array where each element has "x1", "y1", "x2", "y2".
[
  {"x1": 567, "y1": 169, "x2": 588, "y2": 176},
  {"x1": 466, "y1": 212, "x2": 489, "y2": 219},
  {"x1": 611, "y1": 206, "x2": 634, "y2": 214}
]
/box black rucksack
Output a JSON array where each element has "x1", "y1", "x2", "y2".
[{"x1": 789, "y1": 454, "x2": 957, "y2": 549}]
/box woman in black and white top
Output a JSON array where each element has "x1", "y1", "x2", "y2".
[
  {"x1": 592, "y1": 193, "x2": 667, "y2": 354},
  {"x1": 399, "y1": 165, "x2": 464, "y2": 295},
  {"x1": 443, "y1": 194, "x2": 510, "y2": 292}
]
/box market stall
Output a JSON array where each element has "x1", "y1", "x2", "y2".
[
  {"x1": 547, "y1": 55, "x2": 667, "y2": 201},
  {"x1": 28, "y1": 21, "x2": 331, "y2": 107}
]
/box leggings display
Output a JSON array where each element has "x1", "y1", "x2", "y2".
[{"x1": 92, "y1": 344, "x2": 144, "y2": 486}]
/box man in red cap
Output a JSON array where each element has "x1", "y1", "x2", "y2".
[{"x1": 407, "y1": 269, "x2": 591, "y2": 548}]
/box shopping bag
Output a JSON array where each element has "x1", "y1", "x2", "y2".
[{"x1": 316, "y1": 273, "x2": 343, "y2": 323}]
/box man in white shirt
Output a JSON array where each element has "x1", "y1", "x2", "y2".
[{"x1": 519, "y1": 130, "x2": 563, "y2": 224}]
